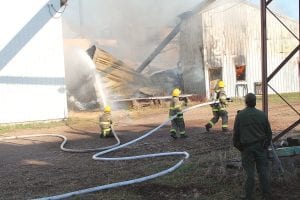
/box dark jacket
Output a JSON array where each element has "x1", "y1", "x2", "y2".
[{"x1": 233, "y1": 107, "x2": 272, "y2": 150}]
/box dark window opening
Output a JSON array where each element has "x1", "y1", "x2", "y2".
[{"x1": 235, "y1": 65, "x2": 246, "y2": 81}]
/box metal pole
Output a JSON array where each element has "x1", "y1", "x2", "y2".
[
  {"x1": 272, "y1": 119, "x2": 300, "y2": 142},
  {"x1": 266, "y1": 7, "x2": 299, "y2": 40},
  {"x1": 136, "y1": 23, "x2": 181, "y2": 73},
  {"x1": 261, "y1": 0, "x2": 268, "y2": 115},
  {"x1": 268, "y1": 84, "x2": 300, "y2": 116},
  {"x1": 135, "y1": 0, "x2": 214, "y2": 73},
  {"x1": 266, "y1": 0, "x2": 273, "y2": 6},
  {"x1": 267, "y1": 45, "x2": 300, "y2": 82}
]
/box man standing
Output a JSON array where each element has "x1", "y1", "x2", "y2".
[
  {"x1": 99, "y1": 105, "x2": 113, "y2": 138},
  {"x1": 205, "y1": 80, "x2": 229, "y2": 132},
  {"x1": 233, "y1": 93, "x2": 272, "y2": 200},
  {"x1": 169, "y1": 88, "x2": 187, "y2": 139}
]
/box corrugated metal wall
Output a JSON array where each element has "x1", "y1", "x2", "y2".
[
  {"x1": 0, "y1": 0, "x2": 67, "y2": 123},
  {"x1": 182, "y1": 0, "x2": 299, "y2": 98}
]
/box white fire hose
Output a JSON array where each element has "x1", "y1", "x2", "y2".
[
  {"x1": 0, "y1": 131, "x2": 120, "y2": 153},
  {"x1": 0, "y1": 101, "x2": 214, "y2": 200}
]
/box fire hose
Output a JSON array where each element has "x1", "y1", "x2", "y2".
[
  {"x1": 0, "y1": 131, "x2": 120, "y2": 153},
  {"x1": 0, "y1": 101, "x2": 214, "y2": 200}
]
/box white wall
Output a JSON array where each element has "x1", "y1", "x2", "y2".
[{"x1": 0, "y1": 0, "x2": 68, "y2": 123}]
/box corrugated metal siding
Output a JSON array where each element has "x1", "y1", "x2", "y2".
[
  {"x1": 0, "y1": 0, "x2": 67, "y2": 123},
  {"x1": 183, "y1": 0, "x2": 299, "y2": 98}
]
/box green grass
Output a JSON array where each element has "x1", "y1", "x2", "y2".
[
  {"x1": 0, "y1": 120, "x2": 67, "y2": 135},
  {"x1": 257, "y1": 92, "x2": 300, "y2": 103},
  {"x1": 148, "y1": 149, "x2": 246, "y2": 199},
  {"x1": 0, "y1": 113, "x2": 101, "y2": 135}
]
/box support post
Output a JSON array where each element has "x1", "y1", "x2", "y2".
[{"x1": 261, "y1": 0, "x2": 268, "y2": 116}]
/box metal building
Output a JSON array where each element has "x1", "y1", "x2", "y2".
[
  {"x1": 0, "y1": 0, "x2": 67, "y2": 123},
  {"x1": 180, "y1": 0, "x2": 299, "y2": 98}
]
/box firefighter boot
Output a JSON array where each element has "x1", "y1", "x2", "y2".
[
  {"x1": 170, "y1": 130, "x2": 177, "y2": 139},
  {"x1": 205, "y1": 123, "x2": 212, "y2": 132},
  {"x1": 180, "y1": 134, "x2": 188, "y2": 138}
]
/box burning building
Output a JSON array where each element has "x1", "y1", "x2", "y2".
[
  {"x1": 63, "y1": 0, "x2": 299, "y2": 110},
  {"x1": 179, "y1": 0, "x2": 299, "y2": 98}
]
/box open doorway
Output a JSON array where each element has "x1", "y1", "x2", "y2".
[{"x1": 208, "y1": 67, "x2": 222, "y2": 98}]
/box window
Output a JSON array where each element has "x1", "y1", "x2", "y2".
[{"x1": 235, "y1": 65, "x2": 246, "y2": 81}]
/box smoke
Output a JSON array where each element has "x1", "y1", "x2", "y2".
[
  {"x1": 64, "y1": 47, "x2": 107, "y2": 107},
  {"x1": 62, "y1": 0, "x2": 205, "y2": 68}
]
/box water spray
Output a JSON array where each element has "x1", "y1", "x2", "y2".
[
  {"x1": 94, "y1": 73, "x2": 107, "y2": 106},
  {"x1": 79, "y1": 48, "x2": 107, "y2": 107},
  {"x1": 64, "y1": 47, "x2": 108, "y2": 109}
]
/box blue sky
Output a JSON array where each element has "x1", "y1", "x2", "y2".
[{"x1": 248, "y1": 0, "x2": 299, "y2": 19}]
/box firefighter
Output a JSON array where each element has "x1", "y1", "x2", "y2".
[
  {"x1": 233, "y1": 93, "x2": 272, "y2": 200},
  {"x1": 205, "y1": 80, "x2": 229, "y2": 132},
  {"x1": 99, "y1": 105, "x2": 113, "y2": 138},
  {"x1": 169, "y1": 88, "x2": 187, "y2": 139}
]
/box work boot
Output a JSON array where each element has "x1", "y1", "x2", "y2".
[
  {"x1": 170, "y1": 132, "x2": 177, "y2": 139},
  {"x1": 205, "y1": 123, "x2": 212, "y2": 132},
  {"x1": 180, "y1": 134, "x2": 188, "y2": 138}
]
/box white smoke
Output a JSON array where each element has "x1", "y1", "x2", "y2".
[
  {"x1": 62, "y1": 0, "x2": 205, "y2": 68},
  {"x1": 64, "y1": 47, "x2": 107, "y2": 107}
]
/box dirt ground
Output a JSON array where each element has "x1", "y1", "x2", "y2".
[{"x1": 0, "y1": 98, "x2": 299, "y2": 200}]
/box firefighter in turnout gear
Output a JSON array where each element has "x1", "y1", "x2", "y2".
[
  {"x1": 205, "y1": 80, "x2": 229, "y2": 132},
  {"x1": 169, "y1": 88, "x2": 187, "y2": 139},
  {"x1": 233, "y1": 93, "x2": 272, "y2": 200},
  {"x1": 99, "y1": 105, "x2": 113, "y2": 138}
]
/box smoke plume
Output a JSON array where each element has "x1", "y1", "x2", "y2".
[{"x1": 62, "y1": 0, "x2": 205, "y2": 69}]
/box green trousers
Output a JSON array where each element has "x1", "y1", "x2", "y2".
[
  {"x1": 241, "y1": 143, "x2": 271, "y2": 200},
  {"x1": 100, "y1": 128, "x2": 113, "y2": 138},
  {"x1": 209, "y1": 110, "x2": 228, "y2": 129},
  {"x1": 170, "y1": 113, "x2": 186, "y2": 136}
]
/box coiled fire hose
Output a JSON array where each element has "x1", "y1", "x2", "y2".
[{"x1": 0, "y1": 101, "x2": 214, "y2": 199}]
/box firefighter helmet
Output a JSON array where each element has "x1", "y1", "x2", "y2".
[
  {"x1": 218, "y1": 80, "x2": 225, "y2": 88},
  {"x1": 104, "y1": 105, "x2": 111, "y2": 113},
  {"x1": 172, "y1": 88, "x2": 181, "y2": 97}
]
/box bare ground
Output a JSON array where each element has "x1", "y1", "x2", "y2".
[{"x1": 0, "y1": 99, "x2": 299, "y2": 200}]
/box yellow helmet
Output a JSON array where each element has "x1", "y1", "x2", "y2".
[
  {"x1": 172, "y1": 88, "x2": 181, "y2": 97},
  {"x1": 218, "y1": 80, "x2": 225, "y2": 88},
  {"x1": 104, "y1": 105, "x2": 111, "y2": 113}
]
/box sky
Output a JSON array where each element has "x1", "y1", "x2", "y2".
[{"x1": 248, "y1": 0, "x2": 299, "y2": 19}]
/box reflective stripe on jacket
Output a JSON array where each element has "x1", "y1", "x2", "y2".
[
  {"x1": 169, "y1": 96, "x2": 183, "y2": 117},
  {"x1": 99, "y1": 113, "x2": 112, "y2": 129},
  {"x1": 212, "y1": 89, "x2": 227, "y2": 111}
]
